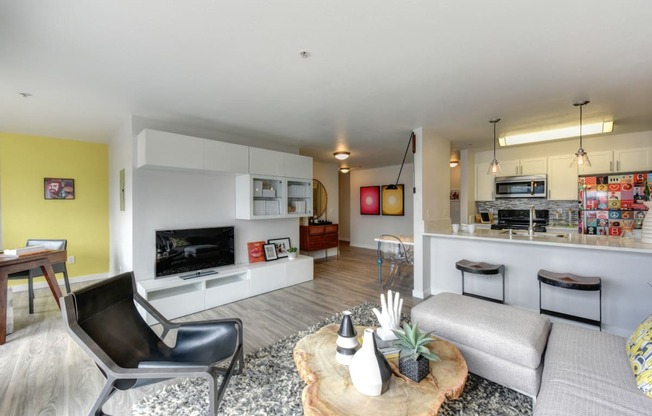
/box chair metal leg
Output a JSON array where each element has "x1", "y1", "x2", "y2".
[
  {"x1": 63, "y1": 266, "x2": 71, "y2": 293},
  {"x1": 90, "y1": 378, "x2": 118, "y2": 416},
  {"x1": 28, "y1": 276, "x2": 34, "y2": 314}
]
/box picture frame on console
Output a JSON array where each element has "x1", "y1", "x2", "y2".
[
  {"x1": 268, "y1": 237, "x2": 291, "y2": 258},
  {"x1": 263, "y1": 244, "x2": 278, "y2": 261}
]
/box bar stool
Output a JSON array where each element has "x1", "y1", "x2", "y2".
[
  {"x1": 455, "y1": 259, "x2": 505, "y2": 304},
  {"x1": 537, "y1": 269, "x2": 602, "y2": 330}
]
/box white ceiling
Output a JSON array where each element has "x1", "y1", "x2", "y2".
[{"x1": 2, "y1": 1, "x2": 652, "y2": 169}]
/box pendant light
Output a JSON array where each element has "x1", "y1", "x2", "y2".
[
  {"x1": 487, "y1": 118, "x2": 502, "y2": 175},
  {"x1": 571, "y1": 100, "x2": 591, "y2": 167}
]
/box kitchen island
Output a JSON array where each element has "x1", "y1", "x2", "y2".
[{"x1": 423, "y1": 228, "x2": 652, "y2": 336}]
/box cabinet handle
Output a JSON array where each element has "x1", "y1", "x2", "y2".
[
  {"x1": 548, "y1": 189, "x2": 551, "y2": 199},
  {"x1": 610, "y1": 161, "x2": 613, "y2": 172},
  {"x1": 616, "y1": 161, "x2": 620, "y2": 171}
]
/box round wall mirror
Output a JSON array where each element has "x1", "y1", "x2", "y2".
[{"x1": 313, "y1": 179, "x2": 328, "y2": 219}]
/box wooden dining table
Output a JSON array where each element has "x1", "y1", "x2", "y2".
[{"x1": 0, "y1": 250, "x2": 66, "y2": 345}]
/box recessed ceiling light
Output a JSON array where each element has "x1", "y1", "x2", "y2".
[
  {"x1": 299, "y1": 50, "x2": 311, "y2": 58},
  {"x1": 334, "y1": 151, "x2": 350, "y2": 160},
  {"x1": 19, "y1": 92, "x2": 32, "y2": 98}
]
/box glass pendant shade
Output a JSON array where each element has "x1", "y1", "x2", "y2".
[
  {"x1": 487, "y1": 118, "x2": 501, "y2": 176},
  {"x1": 571, "y1": 101, "x2": 592, "y2": 167}
]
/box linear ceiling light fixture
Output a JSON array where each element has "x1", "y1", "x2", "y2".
[
  {"x1": 571, "y1": 100, "x2": 591, "y2": 167},
  {"x1": 498, "y1": 120, "x2": 613, "y2": 147},
  {"x1": 387, "y1": 131, "x2": 416, "y2": 192},
  {"x1": 334, "y1": 151, "x2": 350, "y2": 160},
  {"x1": 487, "y1": 118, "x2": 502, "y2": 175}
]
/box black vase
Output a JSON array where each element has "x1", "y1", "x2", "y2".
[{"x1": 399, "y1": 354, "x2": 430, "y2": 383}]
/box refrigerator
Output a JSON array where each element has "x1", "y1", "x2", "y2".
[{"x1": 578, "y1": 172, "x2": 650, "y2": 236}]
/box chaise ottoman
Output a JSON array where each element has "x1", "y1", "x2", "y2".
[{"x1": 411, "y1": 292, "x2": 551, "y2": 396}]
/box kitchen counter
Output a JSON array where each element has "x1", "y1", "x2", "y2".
[
  {"x1": 424, "y1": 227, "x2": 652, "y2": 254},
  {"x1": 423, "y1": 228, "x2": 652, "y2": 337}
]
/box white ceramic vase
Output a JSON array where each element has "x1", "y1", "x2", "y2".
[
  {"x1": 348, "y1": 328, "x2": 392, "y2": 396},
  {"x1": 641, "y1": 202, "x2": 652, "y2": 244}
]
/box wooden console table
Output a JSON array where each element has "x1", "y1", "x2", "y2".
[
  {"x1": 300, "y1": 224, "x2": 339, "y2": 259},
  {"x1": 0, "y1": 250, "x2": 66, "y2": 344},
  {"x1": 294, "y1": 324, "x2": 467, "y2": 416}
]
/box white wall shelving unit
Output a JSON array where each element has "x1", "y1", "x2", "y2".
[{"x1": 137, "y1": 255, "x2": 313, "y2": 324}]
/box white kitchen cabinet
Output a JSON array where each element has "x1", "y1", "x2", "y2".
[
  {"x1": 578, "y1": 150, "x2": 613, "y2": 175},
  {"x1": 137, "y1": 129, "x2": 204, "y2": 170},
  {"x1": 235, "y1": 175, "x2": 285, "y2": 219},
  {"x1": 204, "y1": 139, "x2": 249, "y2": 174},
  {"x1": 578, "y1": 147, "x2": 652, "y2": 175},
  {"x1": 547, "y1": 155, "x2": 578, "y2": 200},
  {"x1": 475, "y1": 162, "x2": 495, "y2": 201},
  {"x1": 497, "y1": 158, "x2": 547, "y2": 176},
  {"x1": 615, "y1": 147, "x2": 651, "y2": 172}
]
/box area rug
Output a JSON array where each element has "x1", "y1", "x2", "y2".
[{"x1": 133, "y1": 303, "x2": 533, "y2": 415}]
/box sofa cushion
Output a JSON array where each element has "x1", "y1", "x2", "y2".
[
  {"x1": 627, "y1": 315, "x2": 652, "y2": 398},
  {"x1": 535, "y1": 323, "x2": 652, "y2": 416},
  {"x1": 411, "y1": 292, "x2": 551, "y2": 369}
]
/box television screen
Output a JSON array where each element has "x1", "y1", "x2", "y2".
[{"x1": 155, "y1": 226, "x2": 235, "y2": 278}]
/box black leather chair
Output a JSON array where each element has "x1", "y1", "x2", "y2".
[
  {"x1": 62, "y1": 272, "x2": 244, "y2": 416},
  {"x1": 8, "y1": 239, "x2": 70, "y2": 313}
]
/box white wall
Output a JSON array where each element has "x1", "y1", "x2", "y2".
[{"x1": 349, "y1": 164, "x2": 414, "y2": 249}]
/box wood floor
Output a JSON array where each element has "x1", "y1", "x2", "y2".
[{"x1": 0, "y1": 243, "x2": 419, "y2": 416}]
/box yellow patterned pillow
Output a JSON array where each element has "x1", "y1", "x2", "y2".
[{"x1": 627, "y1": 315, "x2": 652, "y2": 398}]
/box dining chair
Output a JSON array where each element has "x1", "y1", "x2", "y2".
[
  {"x1": 7, "y1": 239, "x2": 70, "y2": 313},
  {"x1": 376, "y1": 234, "x2": 413, "y2": 290}
]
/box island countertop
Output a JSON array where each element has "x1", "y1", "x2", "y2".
[{"x1": 423, "y1": 227, "x2": 652, "y2": 254}]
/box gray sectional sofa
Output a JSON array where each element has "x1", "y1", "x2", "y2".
[{"x1": 411, "y1": 292, "x2": 652, "y2": 415}]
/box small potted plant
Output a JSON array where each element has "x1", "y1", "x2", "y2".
[
  {"x1": 392, "y1": 322, "x2": 439, "y2": 382},
  {"x1": 287, "y1": 246, "x2": 298, "y2": 260}
]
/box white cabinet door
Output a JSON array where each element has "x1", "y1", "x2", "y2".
[
  {"x1": 286, "y1": 256, "x2": 314, "y2": 285},
  {"x1": 520, "y1": 157, "x2": 547, "y2": 175},
  {"x1": 548, "y1": 155, "x2": 578, "y2": 200},
  {"x1": 578, "y1": 150, "x2": 613, "y2": 175},
  {"x1": 615, "y1": 147, "x2": 651, "y2": 172},
  {"x1": 475, "y1": 163, "x2": 495, "y2": 201},
  {"x1": 137, "y1": 129, "x2": 204, "y2": 170},
  {"x1": 235, "y1": 175, "x2": 285, "y2": 220},
  {"x1": 204, "y1": 140, "x2": 249, "y2": 174},
  {"x1": 284, "y1": 153, "x2": 313, "y2": 179},
  {"x1": 249, "y1": 148, "x2": 285, "y2": 176},
  {"x1": 249, "y1": 262, "x2": 286, "y2": 296},
  {"x1": 496, "y1": 160, "x2": 519, "y2": 176}
]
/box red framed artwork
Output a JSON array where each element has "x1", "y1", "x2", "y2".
[{"x1": 360, "y1": 186, "x2": 380, "y2": 215}]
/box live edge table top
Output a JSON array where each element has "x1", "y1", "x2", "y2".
[{"x1": 293, "y1": 324, "x2": 468, "y2": 416}]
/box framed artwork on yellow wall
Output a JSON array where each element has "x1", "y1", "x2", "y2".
[{"x1": 44, "y1": 178, "x2": 75, "y2": 200}]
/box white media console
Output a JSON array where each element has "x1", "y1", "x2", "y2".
[{"x1": 137, "y1": 255, "x2": 313, "y2": 324}]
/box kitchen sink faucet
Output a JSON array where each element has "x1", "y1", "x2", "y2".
[{"x1": 528, "y1": 205, "x2": 536, "y2": 236}]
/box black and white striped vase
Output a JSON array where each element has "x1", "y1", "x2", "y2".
[{"x1": 335, "y1": 310, "x2": 359, "y2": 365}]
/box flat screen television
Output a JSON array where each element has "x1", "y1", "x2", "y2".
[{"x1": 155, "y1": 226, "x2": 235, "y2": 278}]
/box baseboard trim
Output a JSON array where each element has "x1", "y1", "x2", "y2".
[{"x1": 8, "y1": 273, "x2": 109, "y2": 293}]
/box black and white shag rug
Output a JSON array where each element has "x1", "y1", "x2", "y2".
[{"x1": 133, "y1": 303, "x2": 533, "y2": 416}]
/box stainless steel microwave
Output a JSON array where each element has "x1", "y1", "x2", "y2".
[{"x1": 495, "y1": 175, "x2": 547, "y2": 199}]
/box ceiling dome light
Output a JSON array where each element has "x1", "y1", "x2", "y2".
[
  {"x1": 339, "y1": 167, "x2": 351, "y2": 174},
  {"x1": 334, "y1": 151, "x2": 350, "y2": 160}
]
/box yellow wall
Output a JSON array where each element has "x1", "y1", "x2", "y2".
[{"x1": 0, "y1": 133, "x2": 109, "y2": 285}]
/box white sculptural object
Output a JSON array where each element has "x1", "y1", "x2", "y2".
[{"x1": 372, "y1": 290, "x2": 403, "y2": 341}]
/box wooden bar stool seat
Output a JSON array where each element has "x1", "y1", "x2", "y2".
[
  {"x1": 537, "y1": 269, "x2": 602, "y2": 330},
  {"x1": 455, "y1": 259, "x2": 505, "y2": 304}
]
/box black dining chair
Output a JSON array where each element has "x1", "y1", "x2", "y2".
[
  {"x1": 8, "y1": 239, "x2": 70, "y2": 313},
  {"x1": 61, "y1": 271, "x2": 244, "y2": 416}
]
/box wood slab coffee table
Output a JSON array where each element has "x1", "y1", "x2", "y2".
[{"x1": 294, "y1": 324, "x2": 468, "y2": 416}]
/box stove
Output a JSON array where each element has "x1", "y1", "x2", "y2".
[{"x1": 490, "y1": 209, "x2": 549, "y2": 232}]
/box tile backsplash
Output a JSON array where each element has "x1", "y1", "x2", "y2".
[{"x1": 476, "y1": 199, "x2": 579, "y2": 227}]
